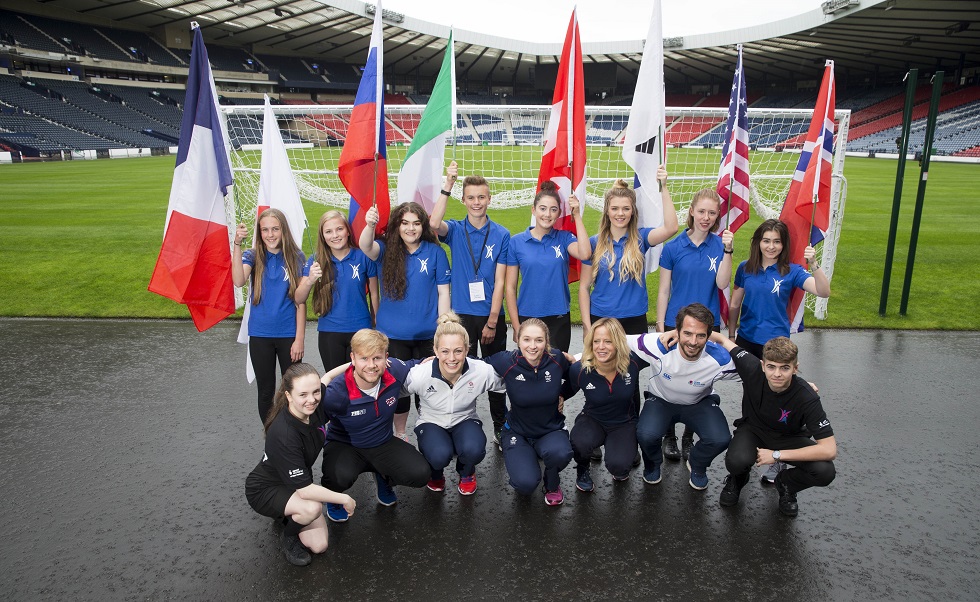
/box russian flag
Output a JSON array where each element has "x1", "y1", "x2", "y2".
[
  {"x1": 148, "y1": 25, "x2": 235, "y2": 332},
  {"x1": 339, "y1": 0, "x2": 389, "y2": 240},
  {"x1": 779, "y1": 60, "x2": 835, "y2": 333}
]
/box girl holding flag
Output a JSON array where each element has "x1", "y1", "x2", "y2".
[
  {"x1": 295, "y1": 210, "x2": 379, "y2": 373},
  {"x1": 504, "y1": 183, "x2": 590, "y2": 353},
  {"x1": 360, "y1": 202, "x2": 451, "y2": 440},
  {"x1": 233, "y1": 209, "x2": 307, "y2": 423}
]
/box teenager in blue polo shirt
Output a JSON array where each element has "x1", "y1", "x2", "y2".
[
  {"x1": 233, "y1": 208, "x2": 307, "y2": 423},
  {"x1": 360, "y1": 202, "x2": 451, "y2": 440},
  {"x1": 294, "y1": 210, "x2": 379, "y2": 373},
  {"x1": 318, "y1": 329, "x2": 431, "y2": 522},
  {"x1": 485, "y1": 319, "x2": 573, "y2": 506},
  {"x1": 729, "y1": 218, "x2": 831, "y2": 359},
  {"x1": 245, "y1": 363, "x2": 356, "y2": 566},
  {"x1": 564, "y1": 318, "x2": 648, "y2": 492},
  {"x1": 655, "y1": 189, "x2": 734, "y2": 460},
  {"x1": 504, "y1": 182, "x2": 591, "y2": 353},
  {"x1": 429, "y1": 161, "x2": 511, "y2": 445},
  {"x1": 580, "y1": 167, "x2": 677, "y2": 337}
]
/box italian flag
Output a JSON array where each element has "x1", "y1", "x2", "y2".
[{"x1": 396, "y1": 31, "x2": 455, "y2": 212}]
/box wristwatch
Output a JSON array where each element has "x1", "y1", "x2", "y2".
[{"x1": 772, "y1": 450, "x2": 782, "y2": 460}]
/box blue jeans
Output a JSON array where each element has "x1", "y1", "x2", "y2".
[
  {"x1": 500, "y1": 425, "x2": 572, "y2": 494},
  {"x1": 636, "y1": 394, "x2": 731, "y2": 473},
  {"x1": 414, "y1": 418, "x2": 487, "y2": 479}
]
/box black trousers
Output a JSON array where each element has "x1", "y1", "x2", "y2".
[
  {"x1": 725, "y1": 425, "x2": 836, "y2": 494},
  {"x1": 388, "y1": 338, "x2": 434, "y2": 413},
  {"x1": 249, "y1": 336, "x2": 294, "y2": 423},
  {"x1": 321, "y1": 438, "x2": 431, "y2": 491},
  {"x1": 518, "y1": 313, "x2": 571, "y2": 353},
  {"x1": 458, "y1": 313, "x2": 508, "y2": 430},
  {"x1": 317, "y1": 330, "x2": 356, "y2": 372},
  {"x1": 734, "y1": 335, "x2": 765, "y2": 360}
]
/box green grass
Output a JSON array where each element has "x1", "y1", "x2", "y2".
[{"x1": 1, "y1": 153, "x2": 977, "y2": 329}]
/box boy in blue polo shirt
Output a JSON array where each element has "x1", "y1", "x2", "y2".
[{"x1": 429, "y1": 161, "x2": 511, "y2": 445}]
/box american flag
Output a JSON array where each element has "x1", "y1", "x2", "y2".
[
  {"x1": 779, "y1": 60, "x2": 836, "y2": 333},
  {"x1": 717, "y1": 44, "x2": 750, "y2": 234}
]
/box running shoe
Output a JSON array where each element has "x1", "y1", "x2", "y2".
[
  {"x1": 687, "y1": 460, "x2": 708, "y2": 490},
  {"x1": 375, "y1": 472, "x2": 397, "y2": 506},
  {"x1": 544, "y1": 487, "x2": 564, "y2": 506},
  {"x1": 493, "y1": 429, "x2": 502, "y2": 452},
  {"x1": 642, "y1": 465, "x2": 662, "y2": 485},
  {"x1": 719, "y1": 474, "x2": 747, "y2": 507},
  {"x1": 662, "y1": 435, "x2": 681, "y2": 460},
  {"x1": 457, "y1": 474, "x2": 477, "y2": 495},
  {"x1": 761, "y1": 461, "x2": 786, "y2": 485},
  {"x1": 575, "y1": 468, "x2": 595, "y2": 492},
  {"x1": 426, "y1": 476, "x2": 446, "y2": 492},
  {"x1": 280, "y1": 531, "x2": 312, "y2": 566},
  {"x1": 775, "y1": 473, "x2": 799, "y2": 517},
  {"x1": 324, "y1": 503, "x2": 349, "y2": 523},
  {"x1": 681, "y1": 432, "x2": 694, "y2": 460}
]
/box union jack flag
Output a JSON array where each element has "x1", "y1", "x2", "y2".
[
  {"x1": 717, "y1": 44, "x2": 750, "y2": 234},
  {"x1": 779, "y1": 60, "x2": 836, "y2": 333}
]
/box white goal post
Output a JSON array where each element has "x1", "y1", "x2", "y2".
[{"x1": 221, "y1": 104, "x2": 849, "y2": 320}]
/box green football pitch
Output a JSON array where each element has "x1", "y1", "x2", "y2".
[{"x1": 1, "y1": 151, "x2": 977, "y2": 329}]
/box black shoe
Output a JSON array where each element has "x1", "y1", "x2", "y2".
[
  {"x1": 662, "y1": 435, "x2": 681, "y2": 460},
  {"x1": 632, "y1": 450, "x2": 642, "y2": 468},
  {"x1": 681, "y1": 433, "x2": 694, "y2": 460},
  {"x1": 280, "y1": 531, "x2": 312, "y2": 566},
  {"x1": 774, "y1": 473, "x2": 799, "y2": 517},
  {"x1": 719, "y1": 473, "x2": 748, "y2": 507},
  {"x1": 493, "y1": 428, "x2": 502, "y2": 452},
  {"x1": 590, "y1": 447, "x2": 603, "y2": 462}
]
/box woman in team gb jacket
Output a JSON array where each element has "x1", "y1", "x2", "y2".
[
  {"x1": 485, "y1": 319, "x2": 573, "y2": 506},
  {"x1": 402, "y1": 313, "x2": 505, "y2": 496}
]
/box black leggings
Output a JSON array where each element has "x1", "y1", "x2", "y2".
[
  {"x1": 734, "y1": 335, "x2": 765, "y2": 361},
  {"x1": 318, "y1": 331, "x2": 356, "y2": 372},
  {"x1": 458, "y1": 313, "x2": 508, "y2": 430},
  {"x1": 725, "y1": 426, "x2": 836, "y2": 494},
  {"x1": 249, "y1": 336, "x2": 295, "y2": 423},
  {"x1": 518, "y1": 313, "x2": 571, "y2": 353},
  {"x1": 388, "y1": 338, "x2": 434, "y2": 413}
]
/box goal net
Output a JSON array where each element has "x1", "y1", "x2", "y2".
[{"x1": 222, "y1": 104, "x2": 849, "y2": 319}]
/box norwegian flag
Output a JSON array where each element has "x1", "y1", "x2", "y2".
[
  {"x1": 715, "y1": 45, "x2": 750, "y2": 328},
  {"x1": 779, "y1": 60, "x2": 836, "y2": 333},
  {"x1": 537, "y1": 8, "x2": 586, "y2": 283}
]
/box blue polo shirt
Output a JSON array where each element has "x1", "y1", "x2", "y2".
[
  {"x1": 243, "y1": 248, "x2": 305, "y2": 338},
  {"x1": 374, "y1": 240, "x2": 451, "y2": 341},
  {"x1": 659, "y1": 231, "x2": 725, "y2": 328},
  {"x1": 505, "y1": 227, "x2": 577, "y2": 318},
  {"x1": 734, "y1": 261, "x2": 811, "y2": 344},
  {"x1": 442, "y1": 217, "x2": 510, "y2": 316},
  {"x1": 564, "y1": 351, "x2": 649, "y2": 425},
  {"x1": 303, "y1": 249, "x2": 377, "y2": 333},
  {"x1": 321, "y1": 359, "x2": 411, "y2": 448},
  {"x1": 485, "y1": 349, "x2": 570, "y2": 439},
  {"x1": 583, "y1": 228, "x2": 654, "y2": 319}
]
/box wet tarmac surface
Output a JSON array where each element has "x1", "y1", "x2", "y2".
[{"x1": 1, "y1": 318, "x2": 978, "y2": 600}]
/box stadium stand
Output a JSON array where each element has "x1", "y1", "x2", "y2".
[
  {"x1": 0, "y1": 9, "x2": 68, "y2": 54},
  {"x1": 23, "y1": 13, "x2": 132, "y2": 61},
  {"x1": 100, "y1": 28, "x2": 184, "y2": 67}
]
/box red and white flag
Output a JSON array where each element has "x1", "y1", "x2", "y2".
[
  {"x1": 779, "y1": 60, "x2": 835, "y2": 333},
  {"x1": 537, "y1": 8, "x2": 586, "y2": 283},
  {"x1": 148, "y1": 25, "x2": 235, "y2": 332}
]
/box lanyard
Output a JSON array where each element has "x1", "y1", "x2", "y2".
[{"x1": 463, "y1": 221, "x2": 492, "y2": 277}]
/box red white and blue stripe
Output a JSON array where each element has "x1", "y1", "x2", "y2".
[{"x1": 717, "y1": 44, "x2": 750, "y2": 234}]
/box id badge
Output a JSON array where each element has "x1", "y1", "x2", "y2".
[{"x1": 468, "y1": 280, "x2": 486, "y2": 302}]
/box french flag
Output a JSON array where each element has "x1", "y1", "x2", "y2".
[
  {"x1": 339, "y1": 0, "x2": 389, "y2": 240},
  {"x1": 537, "y1": 8, "x2": 586, "y2": 282},
  {"x1": 779, "y1": 60, "x2": 835, "y2": 333},
  {"x1": 148, "y1": 25, "x2": 235, "y2": 332}
]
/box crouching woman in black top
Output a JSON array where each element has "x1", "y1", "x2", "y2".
[
  {"x1": 710, "y1": 334, "x2": 837, "y2": 517},
  {"x1": 245, "y1": 363, "x2": 356, "y2": 566}
]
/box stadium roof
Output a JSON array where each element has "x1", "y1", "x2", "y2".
[{"x1": 7, "y1": 0, "x2": 980, "y2": 87}]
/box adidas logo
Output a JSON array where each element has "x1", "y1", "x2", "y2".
[
  {"x1": 515, "y1": 374, "x2": 526, "y2": 381},
  {"x1": 426, "y1": 385, "x2": 437, "y2": 393},
  {"x1": 585, "y1": 383, "x2": 596, "y2": 390}
]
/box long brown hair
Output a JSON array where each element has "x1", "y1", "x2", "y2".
[
  {"x1": 744, "y1": 219, "x2": 792, "y2": 276},
  {"x1": 381, "y1": 202, "x2": 437, "y2": 301},
  {"x1": 591, "y1": 179, "x2": 644, "y2": 287},
  {"x1": 311, "y1": 210, "x2": 353, "y2": 316},
  {"x1": 263, "y1": 362, "x2": 321, "y2": 434},
  {"x1": 250, "y1": 208, "x2": 303, "y2": 305}
]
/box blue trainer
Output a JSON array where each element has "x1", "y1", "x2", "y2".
[
  {"x1": 687, "y1": 460, "x2": 708, "y2": 490},
  {"x1": 575, "y1": 468, "x2": 595, "y2": 492},
  {"x1": 375, "y1": 472, "x2": 397, "y2": 506},
  {"x1": 325, "y1": 503, "x2": 349, "y2": 522},
  {"x1": 642, "y1": 465, "x2": 662, "y2": 485}
]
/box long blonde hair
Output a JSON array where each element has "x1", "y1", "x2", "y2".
[
  {"x1": 591, "y1": 179, "x2": 644, "y2": 287},
  {"x1": 580, "y1": 317, "x2": 631, "y2": 377},
  {"x1": 311, "y1": 210, "x2": 353, "y2": 316},
  {"x1": 251, "y1": 208, "x2": 303, "y2": 306}
]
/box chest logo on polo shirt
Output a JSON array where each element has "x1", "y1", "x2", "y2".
[
  {"x1": 663, "y1": 372, "x2": 672, "y2": 381},
  {"x1": 552, "y1": 245, "x2": 564, "y2": 259},
  {"x1": 544, "y1": 371, "x2": 552, "y2": 382},
  {"x1": 385, "y1": 396, "x2": 397, "y2": 406},
  {"x1": 351, "y1": 409, "x2": 367, "y2": 416},
  {"x1": 585, "y1": 382, "x2": 596, "y2": 390},
  {"x1": 418, "y1": 258, "x2": 429, "y2": 274},
  {"x1": 515, "y1": 374, "x2": 526, "y2": 381},
  {"x1": 624, "y1": 373, "x2": 632, "y2": 385},
  {"x1": 708, "y1": 256, "x2": 719, "y2": 273},
  {"x1": 771, "y1": 278, "x2": 783, "y2": 294},
  {"x1": 485, "y1": 244, "x2": 495, "y2": 259},
  {"x1": 351, "y1": 265, "x2": 361, "y2": 280},
  {"x1": 426, "y1": 385, "x2": 437, "y2": 393},
  {"x1": 282, "y1": 265, "x2": 290, "y2": 281},
  {"x1": 779, "y1": 408, "x2": 791, "y2": 423}
]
